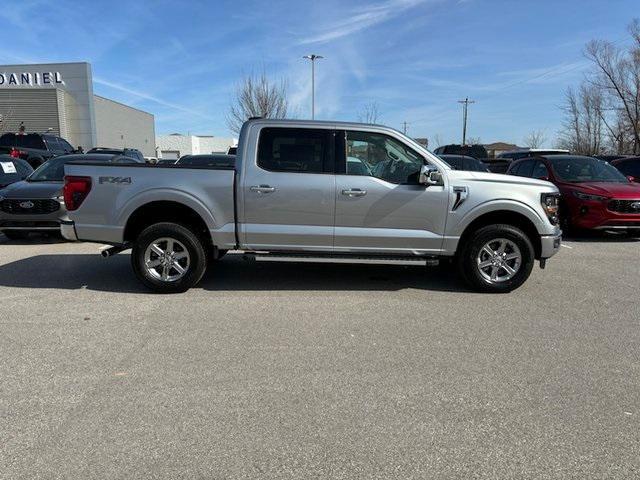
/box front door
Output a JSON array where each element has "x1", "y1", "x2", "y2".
[
  {"x1": 242, "y1": 126, "x2": 335, "y2": 251},
  {"x1": 334, "y1": 130, "x2": 449, "y2": 255}
]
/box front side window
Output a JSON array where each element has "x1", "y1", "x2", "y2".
[
  {"x1": 257, "y1": 127, "x2": 331, "y2": 174},
  {"x1": 532, "y1": 161, "x2": 549, "y2": 179},
  {"x1": 513, "y1": 160, "x2": 534, "y2": 177},
  {"x1": 344, "y1": 130, "x2": 424, "y2": 184},
  {"x1": 616, "y1": 160, "x2": 640, "y2": 177}
]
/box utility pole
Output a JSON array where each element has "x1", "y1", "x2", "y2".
[
  {"x1": 303, "y1": 54, "x2": 324, "y2": 120},
  {"x1": 401, "y1": 121, "x2": 409, "y2": 135},
  {"x1": 457, "y1": 97, "x2": 475, "y2": 144}
]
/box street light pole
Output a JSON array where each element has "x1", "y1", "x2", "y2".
[{"x1": 303, "y1": 54, "x2": 324, "y2": 119}]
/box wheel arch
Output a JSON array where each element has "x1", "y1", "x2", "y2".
[
  {"x1": 456, "y1": 210, "x2": 542, "y2": 259},
  {"x1": 123, "y1": 201, "x2": 212, "y2": 247}
]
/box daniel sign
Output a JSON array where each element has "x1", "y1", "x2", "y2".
[{"x1": 0, "y1": 71, "x2": 64, "y2": 87}]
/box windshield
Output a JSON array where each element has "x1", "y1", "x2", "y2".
[
  {"x1": 27, "y1": 157, "x2": 70, "y2": 182},
  {"x1": 549, "y1": 157, "x2": 629, "y2": 183},
  {"x1": 1, "y1": 159, "x2": 32, "y2": 185}
]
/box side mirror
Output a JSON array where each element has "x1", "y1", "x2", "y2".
[{"x1": 419, "y1": 164, "x2": 443, "y2": 186}]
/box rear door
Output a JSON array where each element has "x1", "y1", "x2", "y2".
[
  {"x1": 241, "y1": 126, "x2": 336, "y2": 250},
  {"x1": 333, "y1": 129, "x2": 448, "y2": 255}
]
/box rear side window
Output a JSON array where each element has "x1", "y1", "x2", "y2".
[
  {"x1": 257, "y1": 128, "x2": 331, "y2": 173},
  {"x1": 44, "y1": 136, "x2": 61, "y2": 151},
  {"x1": 22, "y1": 134, "x2": 46, "y2": 149},
  {"x1": 0, "y1": 133, "x2": 15, "y2": 147}
]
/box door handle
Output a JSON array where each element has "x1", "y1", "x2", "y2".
[
  {"x1": 342, "y1": 188, "x2": 367, "y2": 197},
  {"x1": 250, "y1": 185, "x2": 276, "y2": 194}
]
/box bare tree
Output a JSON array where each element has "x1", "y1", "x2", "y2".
[
  {"x1": 582, "y1": 19, "x2": 640, "y2": 153},
  {"x1": 358, "y1": 101, "x2": 381, "y2": 124},
  {"x1": 432, "y1": 134, "x2": 443, "y2": 148},
  {"x1": 558, "y1": 85, "x2": 605, "y2": 155},
  {"x1": 523, "y1": 129, "x2": 546, "y2": 149},
  {"x1": 466, "y1": 136, "x2": 482, "y2": 145},
  {"x1": 226, "y1": 70, "x2": 289, "y2": 134}
]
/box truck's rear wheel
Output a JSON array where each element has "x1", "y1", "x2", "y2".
[
  {"x1": 457, "y1": 224, "x2": 534, "y2": 293},
  {"x1": 131, "y1": 222, "x2": 207, "y2": 293}
]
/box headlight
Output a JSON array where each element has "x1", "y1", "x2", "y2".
[
  {"x1": 55, "y1": 195, "x2": 65, "y2": 202},
  {"x1": 541, "y1": 192, "x2": 560, "y2": 225},
  {"x1": 573, "y1": 191, "x2": 606, "y2": 201}
]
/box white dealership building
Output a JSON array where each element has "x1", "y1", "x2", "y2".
[
  {"x1": 0, "y1": 62, "x2": 156, "y2": 156},
  {"x1": 156, "y1": 133, "x2": 237, "y2": 160}
]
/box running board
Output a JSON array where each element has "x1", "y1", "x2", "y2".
[{"x1": 252, "y1": 253, "x2": 439, "y2": 266}]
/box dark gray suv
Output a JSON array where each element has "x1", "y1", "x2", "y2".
[{"x1": 0, "y1": 153, "x2": 142, "y2": 240}]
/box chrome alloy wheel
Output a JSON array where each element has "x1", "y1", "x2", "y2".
[
  {"x1": 476, "y1": 238, "x2": 522, "y2": 283},
  {"x1": 144, "y1": 237, "x2": 190, "y2": 282}
]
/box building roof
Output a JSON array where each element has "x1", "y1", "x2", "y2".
[{"x1": 484, "y1": 142, "x2": 520, "y2": 150}]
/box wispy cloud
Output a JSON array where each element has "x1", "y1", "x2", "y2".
[
  {"x1": 93, "y1": 77, "x2": 214, "y2": 119},
  {"x1": 298, "y1": 0, "x2": 431, "y2": 44}
]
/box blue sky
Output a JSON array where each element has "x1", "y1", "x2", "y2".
[{"x1": 0, "y1": 0, "x2": 636, "y2": 146}]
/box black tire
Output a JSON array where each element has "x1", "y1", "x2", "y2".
[
  {"x1": 131, "y1": 222, "x2": 207, "y2": 293},
  {"x1": 456, "y1": 224, "x2": 535, "y2": 293},
  {"x1": 2, "y1": 230, "x2": 29, "y2": 240}
]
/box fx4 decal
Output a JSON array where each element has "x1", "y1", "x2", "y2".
[{"x1": 99, "y1": 176, "x2": 132, "y2": 185}]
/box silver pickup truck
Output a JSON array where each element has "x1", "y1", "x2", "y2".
[{"x1": 61, "y1": 119, "x2": 561, "y2": 293}]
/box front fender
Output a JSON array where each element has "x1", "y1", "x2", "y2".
[{"x1": 450, "y1": 198, "x2": 549, "y2": 237}]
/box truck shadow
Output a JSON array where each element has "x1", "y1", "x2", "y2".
[
  {"x1": 0, "y1": 253, "x2": 470, "y2": 294},
  {"x1": 563, "y1": 231, "x2": 640, "y2": 243}
]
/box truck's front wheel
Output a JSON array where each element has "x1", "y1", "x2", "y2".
[
  {"x1": 457, "y1": 224, "x2": 534, "y2": 293},
  {"x1": 131, "y1": 222, "x2": 207, "y2": 293}
]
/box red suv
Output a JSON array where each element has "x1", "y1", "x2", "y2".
[{"x1": 506, "y1": 155, "x2": 640, "y2": 235}]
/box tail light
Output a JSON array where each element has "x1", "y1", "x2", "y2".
[
  {"x1": 63, "y1": 176, "x2": 92, "y2": 211},
  {"x1": 9, "y1": 148, "x2": 20, "y2": 158}
]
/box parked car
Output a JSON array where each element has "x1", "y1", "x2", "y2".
[
  {"x1": 497, "y1": 149, "x2": 569, "y2": 161},
  {"x1": 156, "y1": 158, "x2": 177, "y2": 165},
  {"x1": 227, "y1": 146, "x2": 238, "y2": 155},
  {"x1": 433, "y1": 144, "x2": 488, "y2": 159},
  {"x1": 0, "y1": 132, "x2": 76, "y2": 168},
  {"x1": 0, "y1": 155, "x2": 34, "y2": 189},
  {"x1": 87, "y1": 147, "x2": 145, "y2": 163},
  {"x1": 439, "y1": 154, "x2": 489, "y2": 172},
  {"x1": 506, "y1": 155, "x2": 640, "y2": 235},
  {"x1": 62, "y1": 118, "x2": 562, "y2": 294},
  {"x1": 611, "y1": 157, "x2": 640, "y2": 182},
  {"x1": 595, "y1": 154, "x2": 631, "y2": 163},
  {"x1": 176, "y1": 154, "x2": 235, "y2": 168},
  {"x1": 0, "y1": 154, "x2": 141, "y2": 240}
]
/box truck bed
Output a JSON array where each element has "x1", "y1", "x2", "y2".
[{"x1": 63, "y1": 163, "x2": 237, "y2": 247}]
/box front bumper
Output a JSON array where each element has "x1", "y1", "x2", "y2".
[
  {"x1": 60, "y1": 218, "x2": 78, "y2": 241},
  {"x1": 540, "y1": 233, "x2": 562, "y2": 259}
]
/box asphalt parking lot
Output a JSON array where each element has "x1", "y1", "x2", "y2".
[{"x1": 0, "y1": 233, "x2": 639, "y2": 479}]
